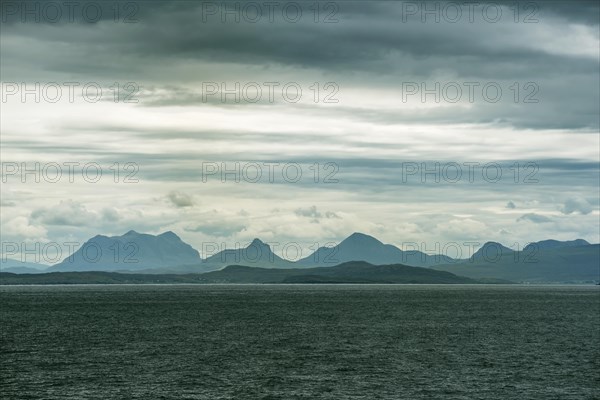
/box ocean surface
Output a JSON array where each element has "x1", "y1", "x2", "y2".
[{"x1": 1, "y1": 284, "x2": 599, "y2": 399}]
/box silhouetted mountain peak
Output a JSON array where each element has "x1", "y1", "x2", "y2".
[
  {"x1": 249, "y1": 238, "x2": 267, "y2": 247},
  {"x1": 199, "y1": 237, "x2": 293, "y2": 268},
  {"x1": 53, "y1": 230, "x2": 201, "y2": 271},
  {"x1": 159, "y1": 231, "x2": 181, "y2": 240},
  {"x1": 90, "y1": 234, "x2": 107, "y2": 240},
  {"x1": 298, "y1": 232, "x2": 454, "y2": 268},
  {"x1": 246, "y1": 238, "x2": 274, "y2": 254},
  {"x1": 480, "y1": 241, "x2": 511, "y2": 249},
  {"x1": 472, "y1": 242, "x2": 513, "y2": 259},
  {"x1": 342, "y1": 232, "x2": 383, "y2": 246}
]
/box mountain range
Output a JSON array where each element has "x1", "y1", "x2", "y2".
[
  {"x1": 47, "y1": 231, "x2": 458, "y2": 273},
  {"x1": 296, "y1": 232, "x2": 454, "y2": 267},
  {"x1": 2, "y1": 231, "x2": 598, "y2": 283},
  {"x1": 433, "y1": 243, "x2": 599, "y2": 283},
  {"x1": 0, "y1": 259, "x2": 50, "y2": 274}
]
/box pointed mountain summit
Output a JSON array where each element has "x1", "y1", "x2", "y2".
[
  {"x1": 471, "y1": 242, "x2": 514, "y2": 261},
  {"x1": 249, "y1": 238, "x2": 267, "y2": 247},
  {"x1": 202, "y1": 238, "x2": 295, "y2": 269},
  {"x1": 343, "y1": 232, "x2": 384, "y2": 246},
  {"x1": 159, "y1": 230, "x2": 179, "y2": 238},
  {"x1": 298, "y1": 232, "x2": 453, "y2": 267},
  {"x1": 52, "y1": 231, "x2": 201, "y2": 272}
]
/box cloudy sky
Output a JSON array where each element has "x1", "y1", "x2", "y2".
[{"x1": 1, "y1": 0, "x2": 599, "y2": 263}]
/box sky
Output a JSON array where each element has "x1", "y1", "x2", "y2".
[{"x1": 1, "y1": 0, "x2": 599, "y2": 263}]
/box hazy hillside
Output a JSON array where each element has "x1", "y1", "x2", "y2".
[
  {"x1": 10, "y1": 231, "x2": 596, "y2": 283},
  {"x1": 0, "y1": 261, "x2": 483, "y2": 285},
  {"x1": 0, "y1": 259, "x2": 49, "y2": 274},
  {"x1": 298, "y1": 233, "x2": 454, "y2": 268},
  {"x1": 182, "y1": 261, "x2": 480, "y2": 284},
  {"x1": 51, "y1": 231, "x2": 201, "y2": 272},
  {"x1": 433, "y1": 244, "x2": 599, "y2": 283}
]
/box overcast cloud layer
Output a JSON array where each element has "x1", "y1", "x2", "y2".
[{"x1": 1, "y1": 1, "x2": 599, "y2": 262}]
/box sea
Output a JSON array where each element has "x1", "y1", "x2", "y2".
[{"x1": 1, "y1": 284, "x2": 599, "y2": 399}]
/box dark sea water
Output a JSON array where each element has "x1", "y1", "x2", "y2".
[{"x1": 1, "y1": 285, "x2": 599, "y2": 399}]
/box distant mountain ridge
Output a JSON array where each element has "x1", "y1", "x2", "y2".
[
  {"x1": 434, "y1": 243, "x2": 599, "y2": 283},
  {"x1": 52, "y1": 230, "x2": 201, "y2": 272},
  {"x1": 470, "y1": 241, "x2": 515, "y2": 261},
  {"x1": 48, "y1": 231, "x2": 461, "y2": 273},
  {"x1": 523, "y1": 239, "x2": 589, "y2": 252},
  {"x1": 0, "y1": 259, "x2": 49, "y2": 274},
  {"x1": 25, "y1": 231, "x2": 598, "y2": 283},
  {"x1": 201, "y1": 238, "x2": 296, "y2": 269},
  {"x1": 297, "y1": 232, "x2": 454, "y2": 267},
  {"x1": 189, "y1": 261, "x2": 483, "y2": 284},
  {"x1": 0, "y1": 261, "x2": 488, "y2": 285}
]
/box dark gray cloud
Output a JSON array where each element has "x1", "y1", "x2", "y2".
[
  {"x1": 5, "y1": 5, "x2": 597, "y2": 77},
  {"x1": 1, "y1": 0, "x2": 598, "y2": 250},
  {"x1": 2, "y1": 1, "x2": 598, "y2": 130}
]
